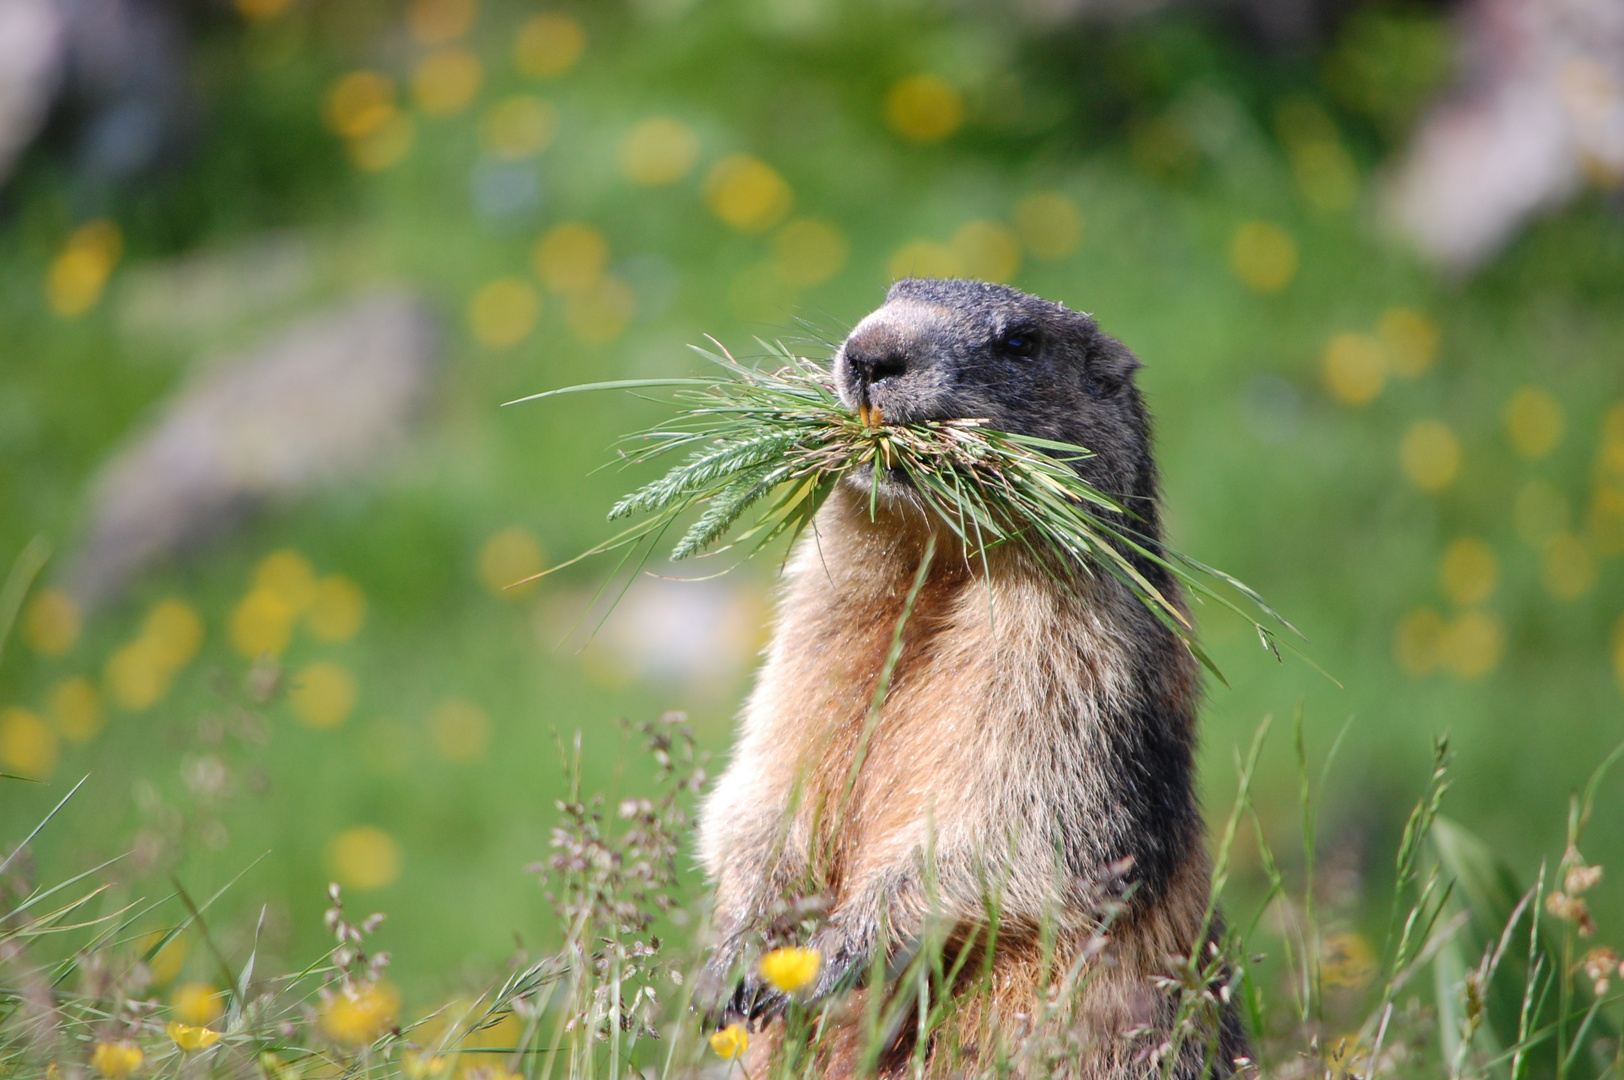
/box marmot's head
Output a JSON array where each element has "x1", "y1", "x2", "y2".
[{"x1": 834, "y1": 279, "x2": 1159, "y2": 535}]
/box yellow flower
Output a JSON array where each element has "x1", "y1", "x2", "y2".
[
  {"x1": 884, "y1": 74, "x2": 964, "y2": 142},
  {"x1": 47, "y1": 220, "x2": 123, "y2": 317},
  {"x1": 170, "y1": 982, "x2": 223, "y2": 1024},
  {"x1": 1012, "y1": 191, "x2": 1083, "y2": 261},
  {"x1": 328, "y1": 826, "x2": 402, "y2": 890},
  {"x1": 321, "y1": 981, "x2": 400, "y2": 1044},
  {"x1": 758, "y1": 946, "x2": 820, "y2": 993},
  {"x1": 91, "y1": 1041, "x2": 144, "y2": 1077},
  {"x1": 705, "y1": 155, "x2": 793, "y2": 233},
  {"x1": 513, "y1": 12, "x2": 585, "y2": 79},
  {"x1": 401, "y1": 1052, "x2": 450, "y2": 1078},
  {"x1": 166, "y1": 1022, "x2": 221, "y2": 1051},
  {"x1": 478, "y1": 528, "x2": 545, "y2": 597},
  {"x1": 709, "y1": 1022, "x2": 749, "y2": 1059},
  {"x1": 1229, "y1": 221, "x2": 1298, "y2": 293},
  {"x1": 290, "y1": 662, "x2": 358, "y2": 729},
  {"x1": 307, "y1": 575, "x2": 366, "y2": 642},
  {"x1": 24, "y1": 588, "x2": 81, "y2": 655}
]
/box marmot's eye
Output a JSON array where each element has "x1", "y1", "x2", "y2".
[{"x1": 999, "y1": 332, "x2": 1036, "y2": 357}]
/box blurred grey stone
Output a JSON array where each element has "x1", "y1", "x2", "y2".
[
  {"x1": 116, "y1": 232, "x2": 316, "y2": 342},
  {"x1": 0, "y1": 0, "x2": 66, "y2": 183},
  {"x1": 66, "y1": 293, "x2": 440, "y2": 605},
  {"x1": 1386, "y1": 0, "x2": 1624, "y2": 272}
]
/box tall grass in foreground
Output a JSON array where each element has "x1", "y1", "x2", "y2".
[{"x1": 4, "y1": 664, "x2": 1624, "y2": 1079}]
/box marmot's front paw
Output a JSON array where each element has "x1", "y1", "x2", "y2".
[
  {"x1": 803, "y1": 927, "x2": 868, "y2": 1004},
  {"x1": 694, "y1": 950, "x2": 790, "y2": 1029},
  {"x1": 726, "y1": 974, "x2": 792, "y2": 1027}
]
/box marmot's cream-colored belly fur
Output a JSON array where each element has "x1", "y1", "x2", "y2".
[{"x1": 696, "y1": 279, "x2": 1248, "y2": 1078}]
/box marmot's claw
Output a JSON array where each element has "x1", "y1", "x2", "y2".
[{"x1": 729, "y1": 975, "x2": 791, "y2": 1026}]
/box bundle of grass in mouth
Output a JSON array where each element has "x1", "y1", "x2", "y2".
[{"x1": 510, "y1": 340, "x2": 1298, "y2": 680}]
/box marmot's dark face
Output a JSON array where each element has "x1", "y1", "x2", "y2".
[{"x1": 835, "y1": 278, "x2": 1157, "y2": 521}]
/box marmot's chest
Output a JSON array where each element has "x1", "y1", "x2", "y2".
[{"x1": 764, "y1": 554, "x2": 1134, "y2": 884}]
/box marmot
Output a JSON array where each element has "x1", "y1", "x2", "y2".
[{"x1": 697, "y1": 279, "x2": 1249, "y2": 1078}]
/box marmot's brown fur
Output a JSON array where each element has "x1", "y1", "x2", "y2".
[{"x1": 697, "y1": 280, "x2": 1248, "y2": 1078}]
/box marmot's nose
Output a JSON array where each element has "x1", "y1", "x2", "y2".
[{"x1": 844, "y1": 346, "x2": 908, "y2": 396}]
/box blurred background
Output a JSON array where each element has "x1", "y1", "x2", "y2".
[{"x1": 1, "y1": 0, "x2": 1623, "y2": 1017}]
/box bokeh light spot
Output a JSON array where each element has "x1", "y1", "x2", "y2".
[
  {"x1": 1321, "y1": 333, "x2": 1387, "y2": 405},
  {"x1": 1400, "y1": 420, "x2": 1460, "y2": 492},
  {"x1": 1505, "y1": 386, "x2": 1565, "y2": 459},
  {"x1": 0, "y1": 707, "x2": 57, "y2": 777},
  {"x1": 235, "y1": 0, "x2": 293, "y2": 20},
  {"x1": 1277, "y1": 100, "x2": 1359, "y2": 213},
  {"x1": 1542, "y1": 533, "x2": 1597, "y2": 600},
  {"x1": 324, "y1": 72, "x2": 397, "y2": 140},
  {"x1": 143, "y1": 598, "x2": 204, "y2": 671},
  {"x1": 328, "y1": 827, "x2": 402, "y2": 890},
  {"x1": 105, "y1": 640, "x2": 171, "y2": 711},
  {"x1": 1443, "y1": 611, "x2": 1504, "y2": 679},
  {"x1": 307, "y1": 576, "x2": 366, "y2": 642},
  {"x1": 772, "y1": 219, "x2": 849, "y2": 288},
  {"x1": 257, "y1": 550, "x2": 317, "y2": 611},
  {"x1": 1440, "y1": 537, "x2": 1498, "y2": 606},
  {"x1": 141, "y1": 933, "x2": 187, "y2": 984},
  {"x1": 884, "y1": 74, "x2": 964, "y2": 143},
  {"x1": 231, "y1": 587, "x2": 297, "y2": 658},
  {"x1": 888, "y1": 240, "x2": 963, "y2": 281},
  {"x1": 533, "y1": 223, "x2": 608, "y2": 294},
  {"x1": 430, "y1": 699, "x2": 491, "y2": 762},
  {"x1": 321, "y1": 981, "x2": 401, "y2": 1043},
  {"x1": 480, "y1": 528, "x2": 546, "y2": 596},
  {"x1": 1378, "y1": 308, "x2": 1439, "y2": 377},
  {"x1": 170, "y1": 983, "x2": 225, "y2": 1026},
  {"x1": 1229, "y1": 221, "x2": 1298, "y2": 293},
  {"x1": 479, "y1": 96, "x2": 557, "y2": 159},
  {"x1": 407, "y1": 0, "x2": 476, "y2": 46},
  {"x1": 24, "y1": 589, "x2": 81, "y2": 656},
  {"x1": 1394, "y1": 608, "x2": 1446, "y2": 674},
  {"x1": 348, "y1": 114, "x2": 415, "y2": 171},
  {"x1": 514, "y1": 13, "x2": 586, "y2": 80},
  {"x1": 47, "y1": 220, "x2": 123, "y2": 318},
  {"x1": 1600, "y1": 403, "x2": 1624, "y2": 479},
  {"x1": 1130, "y1": 113, "x2": 1199, "y2": 182},
  {"x1": 51, "y1": 677, "x2": 105, "y2": 742},
  {"x1": 704, "y1": 155, "x2": 793, "y2": 233},
  {"x1": 952, "y1": 221, "x2": 1021, "y2": 283},
  {"x1": 564, "y1": 277, "x2": 635, "y2": 343},
  {"x1": 1589, "y1": 486, "x2": 1624, "y2": 556},
  {"x1": 1012, "y1": 192, "x2": 1082, "y2": 261},
  {"x1": 413, "y1": 48, "x2": 483, "y2": 116},
  {"x1": 1515, "y1": 479, "x2": 1569, "y2": 547},
  {"x1": 620, "y1": 118, "x2": 698, "y2": 185},
  {"x1": 290, "y1": 662, "x2": 357, "y2": 729},
  {"x1": 468, "y1": 278, "x2": 540, "y2": 348}
]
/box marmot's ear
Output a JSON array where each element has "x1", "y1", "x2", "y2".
[{"x1": 1086, "y1": 338, "x2": 1142, "y2": 397}]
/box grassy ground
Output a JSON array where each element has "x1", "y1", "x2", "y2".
[{"x1": 1, "y1": 0, "x2": 1623, "y2": 1049}]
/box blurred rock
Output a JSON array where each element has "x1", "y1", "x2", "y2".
[
  {"x1": 1387, "y1": 0, "x2": 1624, "y2": 271},
  {"x1": 116, "y1": 232, "x2": 316, "y2": 342},
  {"x1": 0, "y1": 0, "x2": 193, "y2": 188},
  {"x1": 0, "y1": 0, "x2": 67, "y2": 183},
  {"x1": 66, "y1": 293, "x2": 440, "y2": 606}
]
